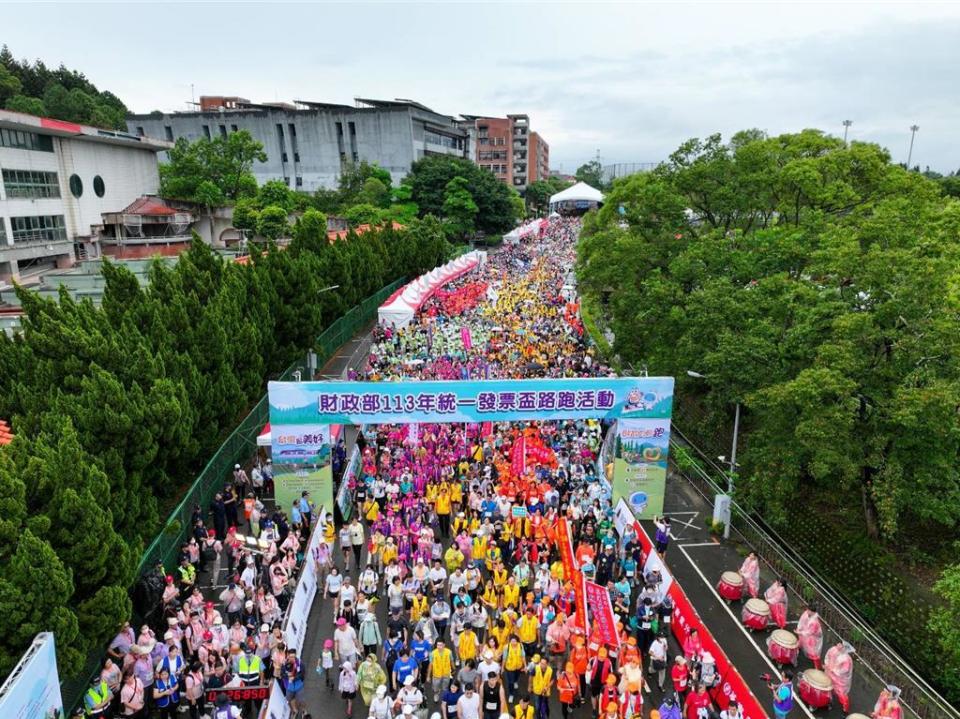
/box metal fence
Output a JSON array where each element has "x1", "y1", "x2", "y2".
[
  {"x1": 669, "y1": 423, "x2": 960, "y2": 719},
  {"x1": 61, "y1": 277, "x2": 404, "y2": 713}
]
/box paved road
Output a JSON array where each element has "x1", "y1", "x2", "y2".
[{"x1": 654, "y1": 470, "x2": 883, "y2": 718}]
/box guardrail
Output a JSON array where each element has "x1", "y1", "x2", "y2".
[{"x1": 668, "y1": 422, "x2": 960, "y2": 719}]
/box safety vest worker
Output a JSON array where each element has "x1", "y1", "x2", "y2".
[
  {"x1": 238, "y1": 653, "x2": 262, "y2": 685},
  {"x1": 84, "y1": 679, "x2": 111, "y2": 716}
]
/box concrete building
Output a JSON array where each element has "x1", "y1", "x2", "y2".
[
  {"x1": 0, "y1": 110, "x2": 172, "y2": 283},
  {"x1": 128, "y1": 97, "x2": 470, "y2": 191},
  {"x1": 457, "y1": 114, "x2": 550, "y2": 191}
]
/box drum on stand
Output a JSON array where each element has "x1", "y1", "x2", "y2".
[
  {"x1": 846, "y1": 714, "x2": 871, "y2": 719},
  {"x1": 741, "y1": 598, "x2": 770, "y2": 631},
  {"x1": 717, "y1": 571, "x2": 744, "y2": 601},
  {"x1": 798, "y1": 668, "x2": 833, "y2": 709},
  {"x1": 766, "y1": 629, "x2": 799, "y2": 665}
]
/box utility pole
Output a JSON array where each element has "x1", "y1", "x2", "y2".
[
  {"x1": 907, "y1": 125, "x2": 919, "y2": 169},
  {"x1": 842, "y1": 120, "x2": 852, "y2": 145}
]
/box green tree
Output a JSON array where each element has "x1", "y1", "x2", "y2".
[
  {"x1": 231, "y1": 197, "x2": 260, "y2": 232},
  {"x1": 360, "y1": 177, "x2": 390, "y2": 208},
  {"x1": 0, "y1": 64, "x2": 21, "y2": 105},
  {"x1": 930, "y1": 563, "x2": 960, "y2": 698},
  {"x1": 4, "y1": 94, "x2": 44, "y2": 116},
  {"x1": 344, "y1": 203, "x2": 382, "y2": 227},
  {"x1": 291, "y1": 209, "x2": 328, "y2": 250},
  {"x1": 442, "y1": 176, "x2": 478, "y2": 239},
  {"x1": 159, "y1": 131, "x2": 266, "y2": 204},
  {"x1": 407, "y1": 155, "x2": 517, "y2": 234},
  {"x1": 257, "y1": 179, "x2": 296, "y2": 212},
  {"x1": 575, "y1": 159, "x2": 604, "y2": 188},
  {"x1": 337, "y1": 161, "x2": 393, "y2": 205},
  {"x1": 256, "y1": 205, "x2": 290, "y2": 241}
]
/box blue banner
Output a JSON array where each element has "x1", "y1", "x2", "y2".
[
  {"x1": 0, "y1": 633, "x2": 63, "y2": 719},
  {"x1": 268, "y1": 377, "x2": 673, "y2": 427}
]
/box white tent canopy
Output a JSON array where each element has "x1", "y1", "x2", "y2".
[
  {"x1": 378, "y1": 250, "x2": 488, "y2": 328},
  {"x1": 549, "y1": 181, "x2": 604, "y2": 205}
]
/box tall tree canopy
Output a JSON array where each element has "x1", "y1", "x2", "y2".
[
  {"x1": 159, "y1": 131, "x2": 267, "y2": 204},
  {"x1": 0, "y1": 45, "x2": 128, "y2": 128}
]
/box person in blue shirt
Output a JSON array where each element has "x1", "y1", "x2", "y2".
[
  {"x1": 153, "y1": 666, "x2": 180, "y2": 718},
  {"x1": 411, "y1": 631, "x2": 433, "y2": 685},
  {"x1": 441, "y1": 680, "x2": 463, "y2": 719},
  {"x1": 481, "y1": 497, "x2": 498, "y2": 520},
  {"x1": 382, "y1": 631, "x2": 406, "y2": 692},
  {"x1": 392, "y1": 647, "x2": 419, "y2": 689},
  {"x1": 770, "y1": 670, "x2": 795, "y2": 719},
  {"x1": 298, "y1": 491, "x2": 313, "y2": 528},
  {"x1": 620, "y1": 555, "x2": 637, "y2": 585}
]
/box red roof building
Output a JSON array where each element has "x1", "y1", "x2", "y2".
[{"x1": 0, "y1": 419, "x2": 13, "y2": 446}]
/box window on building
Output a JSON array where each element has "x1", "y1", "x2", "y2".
[
  {"x1": 135, "y1": 127, "x2": 145, "y2": 137},
  {"x1": 0, "y1": 219, "x2": 6, "y2": 244},
  {"x1": 288, "y1": 123, "x2": 299, "y2": 163},
  {"x1": 283, "y1": 177, "x2": 291, "y2": 187},
  {"x1": 93, "y1": 175, "x2": 105, "y2": 198},
  {"x1": 295, "y1": 176, "x2": 303, "y2": 187},
  {"x1": 0, "y1": 128, "x2": 55, "y2": 152},
  {"x1": 219, "y1": 125, "x2": 227, "y2": 138},
  {"x1": 69, "y1": 174, "x2": 83, "y2": 198},
  {"x1": 164, "y1": 126, "x2": 174, "y2": 141},
  {"x1": 2, "y1": 169, "x2": 60, "y2": 199},
  {"x1": 231, "y1": 124, "x2": 238, "y2": 133},
  {"x1": 10, "y1": 215, "x2": 67, "y2": 244},
  {"x1": 202, "y1": 125, "x2": 211, "y2": 140},
  {"x1": 276, "y1": 124, "x2": 287, "y2": 164}
]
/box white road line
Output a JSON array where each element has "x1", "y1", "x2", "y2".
[
  {"x1": 677, "y1": 544, "x2": 815, "y2": 719},
  {"x1": 679, "y1": 542, "x2": 721, "y2": 548}
]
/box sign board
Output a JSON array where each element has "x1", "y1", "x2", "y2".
[
  {"x1": 268, "y1": 377, "x2": 674, "y2": 427},
  {"x1": 207, "y1": 685, "x2": 270, "y2": 703},
  {"x1": 612, "y1": 418, "x2": 671, "y2": 519},
  {"x1": 0, "y1": 633, "x2": 63, "y2": 719},
  {"x1": 511, "y1": 506, "x2": 527, "y2": 518}
]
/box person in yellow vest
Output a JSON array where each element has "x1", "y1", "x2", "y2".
[
  {"x1": 382, "y1": 539, "x2": 398, "y2": 567},
  {"x1": 502, "y1": 577, "x2": 520, "y2": 611},
  {"x1": 481, "y1": 582, "x2": 500, "y2": 614},
  {"x1": 436, "y1": 487, "x2": 452, "y2": 537},
  {"x1": 501, "y1": 636, "x2": 526, "y2": 704},
  {"x1": 529, "y1": 656, "x2": 553, "y2": 719},
  {"x1": 513, "y1": 695, "x2": 535, "y2": 719},
  {"x1": 458, "y1": 627, "x2": 479, "y2": 664},
  {"x1": 364, "y1": 497, "x2": 380, "y2": 523},
  {"x1": 516, "y1": 608, "x2": 540, "y2": 660},
  {"x1": 453, "y1": 513, "x2": 470, "y2": 536},
  {"x1": 485, "y1": 541, "x2": 502, "y2": 571},
  {"x1": 451, "y1": 480, "x2": 463, "y2": 509},
  {"x1": 473, "y1": 534, "x2": 488, "y2": 566},
  {"x1": 411, "y1": 590, "x2": 430, "y2": 623},
  {"x1": 84, "y1": 677, "x2": 112, "y2": 717},
  {"x1": 428, "y1": 639, "x2": 455, "y2": 703},
  {"x1": 491, "y1": 563, "x2": 509, "y2": 590}
]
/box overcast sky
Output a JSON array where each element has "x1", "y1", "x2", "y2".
[{"x1": 6, "y1": 2, "x2": 960, "y2": 173}]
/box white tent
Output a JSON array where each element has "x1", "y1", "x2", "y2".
[
  {"x1": 377, "y1": 250, "x2": 488, "y2": 328},
  {"x1": 549, "y1": 181, "x2": 604, "y2": 206}
]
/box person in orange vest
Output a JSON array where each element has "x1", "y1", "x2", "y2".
[
  {"x1": 557, "y1": 662, "x2": 580, "y2": 719},
  {"x1": 569, "y1": 636, "x2": 589, "y2": 704},
  {"x1": 600, "y1": 701, "x2": 619, "y2": 719},
  {"x1": 587, "y1": 647, "x2": 613, "y2": 713},
  {"x1": 619, "y1": 637, "x2": 640, "y2": 667}
]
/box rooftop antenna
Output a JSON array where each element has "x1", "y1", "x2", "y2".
[{"x1": 190, "y1": 83, "x2": 195, "y2": 110}]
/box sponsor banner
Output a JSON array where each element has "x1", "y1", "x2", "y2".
[
  {"x1": 282, "y1": 511, "x2": 324, "y2": 654},
  {"x1": 274, "y1": 464, "x2": 333, "y2": 525},
  {"x1": 271, "y1": 425, "x2": 332, "y2": 464},
  {"x1": 336, "y1": 445, "x2": 360, "y2": 521},
  {"x1": 612, "y1": 418, "x2": 671, "y2": 519},
  {"x1": 260, "y1": 679, "x2": 290, "y2": 719},
  {"x1": 620, "y1": 503, "x2": 766, "y2": 719},
  {"x1": 584, "y1": 581, "x2": 620, "y2": 651},
  {"x1": 615, "y1": 499, "x2": 675, "y2": 597},
  {"x1": 268, "y1": 377, "x2": 674, "y2": 426},
  {"x1": 0, "y1": 633, "x2": 63, "y2": 719}
]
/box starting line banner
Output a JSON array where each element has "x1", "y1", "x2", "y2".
[
  {"x1": 0, "y1": 633, "x2": 63, "y2": 719},
  {"x1": 269, "y1": 377, "x2": 673, "y2": 439}
]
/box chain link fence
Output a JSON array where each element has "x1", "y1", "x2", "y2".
[{"x1": 61, "y1": 278, "x2": 404, "y2": 713}]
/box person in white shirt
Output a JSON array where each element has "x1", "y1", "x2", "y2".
[
  {"x1": 648, "y1": 635, "x2": 669, "y2": 691},
  {"x1": 340, "y1": 577, "x2": 358, "y2": 608},
  {"x1": 456, "y1": 685, "x2": 481, "y2": 719},
  {"x1": 429, "y1": 562, "x2": 448, "y2": 595}
]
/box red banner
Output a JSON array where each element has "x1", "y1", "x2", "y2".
[
  {"x1": 511, "y1": 435, "x2": 526, "y2": 477},
  {"x1": 481, "y1": 421, "x2": 493, "y2": 439},
  {"x1": 556, "y1": 518, "x2": 586, "y2": 631},
  {"x1": 584, "y1": 580, "x2": 620, "y2": 650},
  {"x1": 622, "y1": 503, "x2": 766, "y2": 719}
]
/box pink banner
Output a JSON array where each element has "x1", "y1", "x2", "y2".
[
  {"x1": 481, "y1": 421, "x2": 493, "y2": 439},
  {"x1": 584, "y1": 581, "x2": 620, "y2": 650},
  {"x1": 461, "y1": 326, "x2": 473, "y2": 350}
]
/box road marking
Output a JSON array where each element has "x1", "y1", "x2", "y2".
[
  {"x1": 677, "y1": 544, "x2": 816, "y2": 719},
  {"x1": 679, "y1": 542, "x2": 720, "y2": 548}
]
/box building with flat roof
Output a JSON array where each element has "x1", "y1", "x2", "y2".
[
  {"x1": 457, "y1": 114, "x2": 550, "y2": 191},
  {"x1": 0, "y1": 110, "x2": 172, "y2": 283},
  {"x1": 128, "y1": 97, "x2": 470, "y2": 191}
]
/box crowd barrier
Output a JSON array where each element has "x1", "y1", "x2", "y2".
[
  {"x1": 61, "y1": 279, "x2": 405, "y2": 715},
  {"x1": 613, "y1": 499, "x2": 768, "y2": 719}
]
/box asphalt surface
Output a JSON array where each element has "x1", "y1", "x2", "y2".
[{"x1": 654, "y1": 470, "x2": 884, "y2": 718}]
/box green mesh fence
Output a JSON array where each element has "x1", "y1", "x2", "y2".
[{"x1": 62, "y1": 278, "x2": 404, "y2": 713}]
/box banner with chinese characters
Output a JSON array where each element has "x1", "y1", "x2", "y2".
[
  {"x1": 612, "y1": 418, "x2": 671, "y2": 519},
  {"x1": 584, "y1": 580, "x2": 620, "y2": 651},
  {"x1": 268, "y1": 377, "x2": 674, "y2": 427}
]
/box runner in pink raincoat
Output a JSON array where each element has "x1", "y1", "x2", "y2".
[
  {"x1": 824, "y1": 641, "x2": 854, "y2": 713},
  {"x1": 796, "y1": 606, "x2": 824, "y2": 669},
  {"x1": 739, "y1": 552, "x2": 760, "y2": 598},
  {"x1": 764, "y1": 578, "x2": 789, "y2": 629}
]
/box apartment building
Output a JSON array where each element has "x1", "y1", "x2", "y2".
[{"x1": 458, "y1": 114, "x2": 550, "y2": 191}]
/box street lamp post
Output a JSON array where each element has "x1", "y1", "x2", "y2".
[
  {"x1": 907, "y1": 125, "x2": 919, "y2": 169},
  {"x1": 686, "y1": 370, "x2": 740, "y2": 538},
  {"x1": 842, "y1": 120, "x2": 852, "y2": 145}
]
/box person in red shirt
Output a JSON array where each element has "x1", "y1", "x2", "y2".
[
  {"x1": 683, "y1": 683, "x2": 712, "y2": 719},
  {"x1": 671, "y1": 656, "x2": 690, "y2": 699}
]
